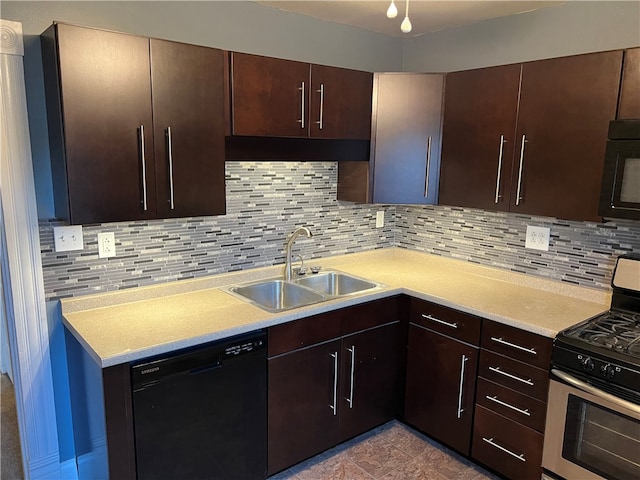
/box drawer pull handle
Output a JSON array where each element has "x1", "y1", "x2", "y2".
[
  {"x1": 490, "y1": 336, "x2": 537, "y2": 355},
  {"x1": 298, "y1": 81, "x2": 306, "y2": 129},
  {"x1": 422, "y1": 314, "x2": 458, "y2": 329},
  {"x1": 330, "y1": 351, "x2": 338, "y2": 416},
  {"x1": 482, "y1": 437, "x2": 526, "y2": 462},
  {"x1": 485, "y1": 395, "x2": 531, "y2": 416},
  {"x1": 166, "y1": 127, "x2": 175, "y2": 210},
  {"x1": 347, "y1": 345, "x2": 355, "y2": 409},
  {"x1": 488, "y1": 366, "x2": 534, "y2": 386},
  {"x1": 139, "y1": 125, "x2": 148, "y2": 211},
  {"x1": 457, "y1": 355, "x2": 468, "y2": 419}
]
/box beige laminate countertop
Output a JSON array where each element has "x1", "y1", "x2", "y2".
[{"x1": 61, "y1": 248, "x2": 610, "y2": 368}]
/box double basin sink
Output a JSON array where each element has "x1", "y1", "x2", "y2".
[{"x1": 227, "y1": 271, "x2": 382, "y2": 313}]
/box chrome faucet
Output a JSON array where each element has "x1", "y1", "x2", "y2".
[{"x1": 285, "y1": 227, "x2": 312, "y2": 281}]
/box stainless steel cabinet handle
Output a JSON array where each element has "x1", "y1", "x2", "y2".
[
  {"x1": 552, "y1": 369, "x2": 640, "y2": 415},
  {"x1": 424, "y1": 136, "x2": 432, "y2": 198},
  {"x1": 316, "y1": 83, "x2": 324, "y2": 130},
  {"x1": 139, "y1": 125, "x2": 148, "y2": 211},
  {"x1": 490, "y1": 336, "x2": 537, "y2": 355},
  {"x1": 494, "y1": 135, "x2": 505, "y2": 203},
  {"x1": 457, "y1": 355, "x2": 468, "y2": 419},
  {"x1": 515, "y1": 134, "x2": 527, "y2": 206},
  {"x1": 489, "y1": 366, "x2": 534, "y2": 386},
  {"x1": 166, "y1": 127, "x2": 175, "y2": 210},
  {"x1": 421, "y1": 314, "x2": 458, "y2": 329},
  {"x1": 485, "y1": 395, "x2": 531, "y2": 416},
  {"x1": 330, "y1": 351, "x2": 338, "y2": 415},
  {"x1": 298, "y1": 81, "x2": 306, "y2": 129},
  {"x1": 482, "y1": 437, "x2": 526, "y2": 462},
  {"x1": 347, "y1": 345, "x2": 355, "y2": 409}
]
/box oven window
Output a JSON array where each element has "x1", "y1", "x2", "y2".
[
  {"x1": 562, "y1": 395, "x2": 640, "y2": 480},
  {"x1": 620, "y1": 157, "x2": 640, "y2": 203}
]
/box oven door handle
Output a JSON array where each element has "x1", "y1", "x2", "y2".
[{"x1": 551, "y1": 369, "x2": 640, "y2": 415}]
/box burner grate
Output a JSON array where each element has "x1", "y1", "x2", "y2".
[{"x1": 567, "y1": 311, "x2": 640, "y2": 357}]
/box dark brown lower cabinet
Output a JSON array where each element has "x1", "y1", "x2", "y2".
[
  {"x1": 472, "y1": 406, "x2": 544, "y2": 480},
  {"x1": 267, "y1": 299, "x2": 401, "y2": 476},
  {"x1": 404, "y1": 323, "x2": 478, "y2": 455},
  {"x1": 268, "y1": 340, "x2": 341, "y2": 475}
]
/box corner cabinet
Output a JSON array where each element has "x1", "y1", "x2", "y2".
[
  {"x1": 439, "y1": 51, "x2": 623, "y2": 221},
  {"x1": 337, "y1": 73, "x2": 444, "y2": 204},
  {"x1": 41, "y1": 23, "x2": 226, "y2": 224},
  {"x1": 230, "y1": 52, "x2": 373, "y2": 140},
  {"x1": 404, "y1": 298, "x2": 481, "y2": 455},
  {"x1": 267, "y1": 297, "x2": 402, "y2": 476}
]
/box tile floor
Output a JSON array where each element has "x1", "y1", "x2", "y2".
[{"x1": 268, "y1": 420, "x2": 501, "y2": 480}]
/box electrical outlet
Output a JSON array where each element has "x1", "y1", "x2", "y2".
[
  {"x1": 98, "y1": 232, "x2": 116, "y2": 258},
  {"x1": 53, "y1": 225, "x2": 84, "y2": 252},
  {"x1": 525, "y1": 225, "x2": 550, "y2": 251},
  {"x1": 376, "y1": 210, "x2": 385, "y2": 228}
]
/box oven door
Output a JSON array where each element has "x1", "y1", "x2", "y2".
[
  {"x1": 598, "y1": 139, "x2": 640, "y2": 219},
  {"x1": 543, "y1": 370, "x2": 640, "y2": 480}
]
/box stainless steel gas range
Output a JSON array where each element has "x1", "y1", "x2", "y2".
[{"x1": 542, "y1": 253, "x2": 640, "y2": 480}]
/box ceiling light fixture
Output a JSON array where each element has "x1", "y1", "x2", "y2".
[
  {"x1": 401, "y1": 0, "x2": 412, "y2": 33},
  {"x1": 386, "y1": 0, "x2": 398, "y2": 19}
]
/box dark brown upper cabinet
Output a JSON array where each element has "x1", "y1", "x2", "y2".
[
  {"x1": 618, "y1": 47, "x2": 640, "y2": 120},
  {"x1": 439, "y1": 51, "x2": 623, "y2": 222},
  {"x1": 230, "y1": 52, "x2": 372, "y2": 140},
  {"x1": 41, "y1": 23, "x2": 226, "y2": 225}
]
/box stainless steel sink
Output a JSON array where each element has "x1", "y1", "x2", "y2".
[
  {"x1": 228, "y1": 280, "x2": 325, "y2": 313},
  {"x1": 295, "y1": 272, "x2": 378, "y2": 296}
]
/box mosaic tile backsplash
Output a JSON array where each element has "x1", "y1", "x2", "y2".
[{"x1": 39, "y1": 162, "x2": 640, "y2": 301}]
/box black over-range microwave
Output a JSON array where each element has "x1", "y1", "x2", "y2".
[{"x1": 598, "y1": 119, "x2": 640, "y2": 220}]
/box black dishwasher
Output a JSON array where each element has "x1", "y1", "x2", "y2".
[{"x1": 131, "y1": 330, "x2": 267, "y2": 480}]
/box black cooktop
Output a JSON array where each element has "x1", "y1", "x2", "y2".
[{"x1": 553, "y1": 254, "x2": 640, "y2": 398}]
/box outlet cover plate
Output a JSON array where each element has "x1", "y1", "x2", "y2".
[
  {"x1": 98, "y1": 232, "x2": 116, "y2": 258},
  {"x1": 53, "y1": 225, "x2": 84, "y2": 252},
  {"x1": 376, "y1": 210, "x2": 385, "y2": 228},
  {"x1": 525, "y1": 225, "x2": 550, "y2": 251}
]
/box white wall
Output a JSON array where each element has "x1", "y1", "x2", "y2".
[
  {"x1": 1, "y1": 1, "x2": 403, "y2": 220},
  {"x1": 403, "y1": 1, "x2": 640, "y2": 72}
]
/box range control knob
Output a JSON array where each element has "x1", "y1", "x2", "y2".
[
  {"x1": 602, "y1": 364, "x2": 616, "y2": 379},
  {"x1": 580, "y1": 356, "x2": 595, "y2": 372}
]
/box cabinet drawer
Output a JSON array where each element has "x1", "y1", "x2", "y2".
[
  {"x1": 472, "y1": 405, "x2": 543, "y2": 480},
  {"x1": 409, "y1": 298, "x2": 482, "y2": 345},
  {"x1": 476, "y1": 378, "x2": 547, "y2": 432},
  {"x1": 482, "y1": 320, "x2": 552, "y2": 369},
  {"x1": 479, "y1": 350, "x2": 549, "y2": 402}
]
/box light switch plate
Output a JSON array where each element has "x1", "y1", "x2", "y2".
[
  {"x1": 376, "y1": 210, "x2": 385, "y2": 228},
  {"x1": 53, "y1": 225, "x2": 84, "y2": 252},
  {"x1": 98, "y1": 232, "x2": 116, "y2": 258},
  {"x1": 525, "y1": 225, "x2": 550, "y2": 251}
]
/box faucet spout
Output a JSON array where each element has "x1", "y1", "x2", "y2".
[{"x1": 285, "y1": 227, "x2": 312, "y2": 281}]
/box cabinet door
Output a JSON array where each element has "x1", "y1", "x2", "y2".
[
  {"x1": 150, "y1": 39, "x2": 226, "y2": 218},
  {"x1": 404, "y1": 324, "x2": 478, "y2": 455},
  {"x1": 231, "y1": 53, "x2": 310, "y2": 137},
  {"x1": 439, "y1": 64, "x2": 521, "y2": 211},
  {"x1": 619, "y1": 48, "x2": 640, "y2": 120},
  {"x1": 513, "y1": 51, "x2": 623, "y2": 221},
  {"x1": 371, "y1": 74, "x2": 444, "y2": 204},
  {"x1": 309, "y1": 65, "x2": 373, "y2": 140},
  {"x1": 339, "y1": 323, "x2": 399, "y2": 442},
  {"x1": 267, "y1": 340, "x2": 340, "y2": 476},
  {"x1": 50, "y1": 23, "x2": 155, "y2": 224}
]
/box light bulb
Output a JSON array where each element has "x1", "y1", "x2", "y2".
[
  {"x1": 386, "y1": 0, "x2": 398, "y2": 19},
  {"x1": 401, "y1": 15, "x2": 412, "y2": 33}
]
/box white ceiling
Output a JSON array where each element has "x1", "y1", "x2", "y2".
[{"x1": 254, "y1": 1, "x2": 565, "y2": 37}]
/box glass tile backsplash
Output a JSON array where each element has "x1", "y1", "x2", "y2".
[{"x1": 39, "y1": 162, "x2": 640, "y2": 301}]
